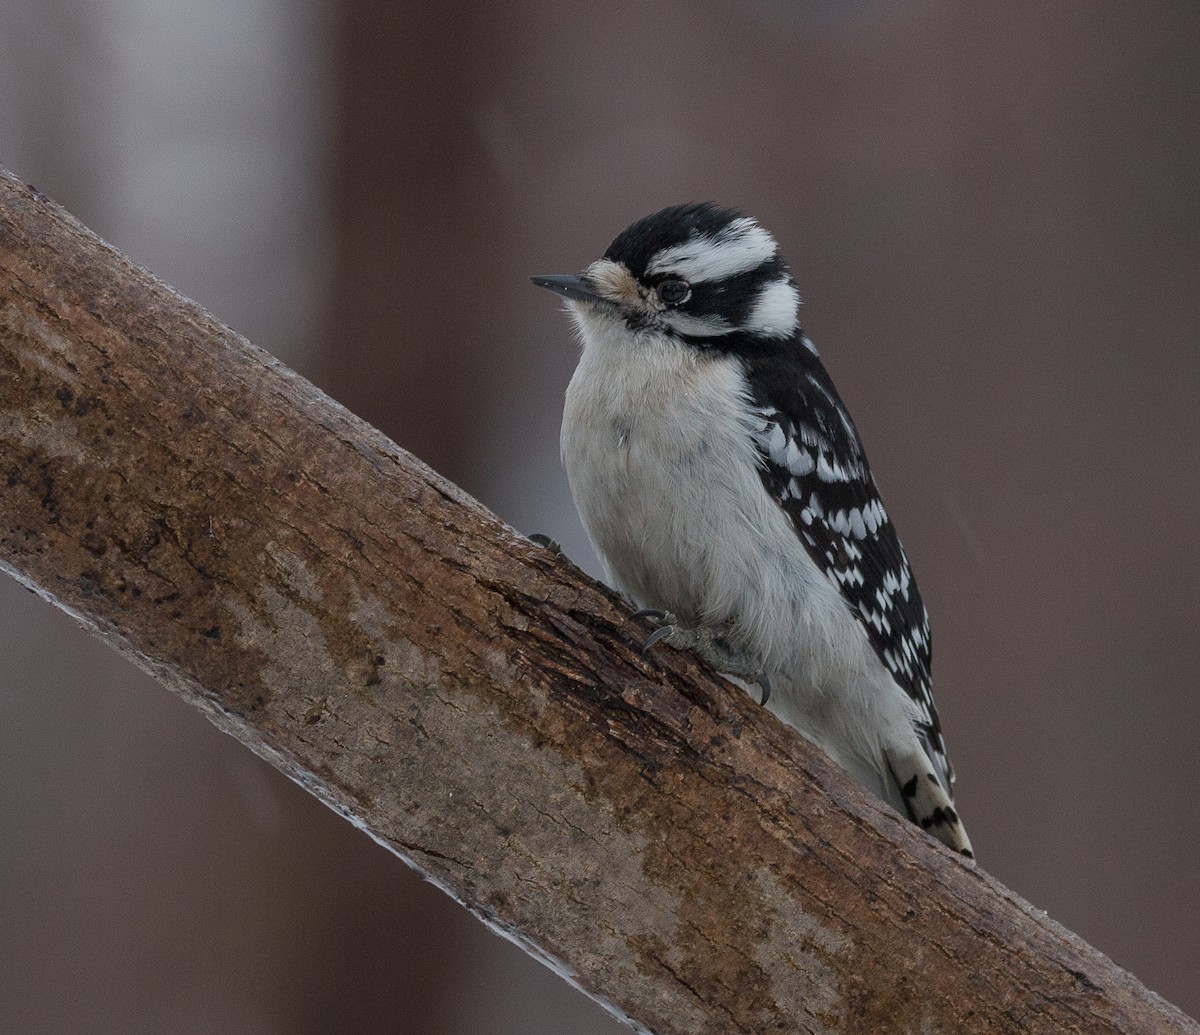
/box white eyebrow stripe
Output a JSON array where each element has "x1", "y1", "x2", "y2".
[
  {"x1": 743, "y1": 277, "x2": 800, "y2": 338},
  {"x1": 645, "y1": 219, "x2": 777, "y2": 282}
]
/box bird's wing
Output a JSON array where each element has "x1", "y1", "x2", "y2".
[{"x1": 741, "y1": 341, "x2": 953, "y2": 790}]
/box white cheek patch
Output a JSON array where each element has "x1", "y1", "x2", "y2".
[
  {"x1": 646, "y1": 218, "x2": 777, "y2": 283},
  {"x1": 662, "y1": 311, "x2": 735, "y2": 338},
  {"x1": 743, "y1": 277, "x2": 800, "y2": 338}
]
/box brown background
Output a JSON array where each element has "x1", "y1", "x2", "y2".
[{"x1": 2, "y1": 2, "x2": 1198, "y2": 1032}]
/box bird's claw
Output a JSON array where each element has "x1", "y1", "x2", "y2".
[
  {"x1": 755, "y1": 672, "x2": 771, "y2": 706},
  {"x1": 642, "y1": 625, "x2": 675, "y2": 652},
  {"x1": 634, "y1": 608, "x2": 679, "y2": 654},
  {"x1": 528, "y1": 533, "x2": 562, "y2": 555},
  {"x1": 632, "y1": 607, "x2": 670, "y2": 622}
]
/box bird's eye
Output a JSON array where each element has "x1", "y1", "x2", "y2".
[{"x1": 655, "y1": 277, "x2": 690, "y2": 306}]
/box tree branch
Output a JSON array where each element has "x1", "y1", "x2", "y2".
[{"x1": 0, "y1": 167, "x2": 1192, "y2": 1034}]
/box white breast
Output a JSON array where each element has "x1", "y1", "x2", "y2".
[
  {"x1": 560, "y1": 305, "x2": 928, "y2": 801},
  {"x1": 561, "y1": 308, "x2": 870, "y2": 684},
  {"x1": 562, "y1": 315, "x2": 743, "y2": 617}
]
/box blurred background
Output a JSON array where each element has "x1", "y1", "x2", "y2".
[{"x1": 2, "y1": 2, "x2": 1198, "y2": 1031}]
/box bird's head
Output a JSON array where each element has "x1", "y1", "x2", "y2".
[{"x1": 533, "y1": 203, "x2": 801, "y2": 349}]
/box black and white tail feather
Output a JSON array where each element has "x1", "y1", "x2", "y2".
[{"x1": 535, "y1": 203, "x2": 973, "y2": 859}]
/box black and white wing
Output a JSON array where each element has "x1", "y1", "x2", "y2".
[{"x1": 741, "y1": 335, "x2": 953, "y2": 790}]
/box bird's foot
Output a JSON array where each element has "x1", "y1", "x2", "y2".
[
  {"x1": 528, "y1": 533, "x2": 563, "y2": 556},
  {"x1": 633, "y1": 609, "x2": 771, "y2": 705}
]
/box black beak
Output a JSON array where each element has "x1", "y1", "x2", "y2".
[{"x1": 531, "y1": 274, "x2": 603, "y2": 304}]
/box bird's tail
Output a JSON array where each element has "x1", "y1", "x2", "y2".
[{"x1": 886, "y1": 747, "x2": 974, "y2": 860}]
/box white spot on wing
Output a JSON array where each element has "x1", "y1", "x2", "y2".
[
  {"x1": 863, "y1": 500, "x2": 880, "y2": 533},
  {"x1": 765, "y1": 423, "x2": 787, "y2": 460},
  {"x1": 785, "y1": 440, "x2": 815, "y2": 476},
  {"x1": 817, "y1": 452, "x2": 851, "y2": 482}
]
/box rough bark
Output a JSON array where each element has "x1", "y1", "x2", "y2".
[{"x1": 0, "y1": 167, "x2": 1193, "y2": 1034}]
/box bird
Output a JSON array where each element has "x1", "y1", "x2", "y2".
[{"x1": 532, "y1": 203, "x2": 972, "y2": 859}]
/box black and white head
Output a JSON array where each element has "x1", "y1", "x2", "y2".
[{"x1": 533, "y1": 203, "x2": 802, "y2": 352}]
